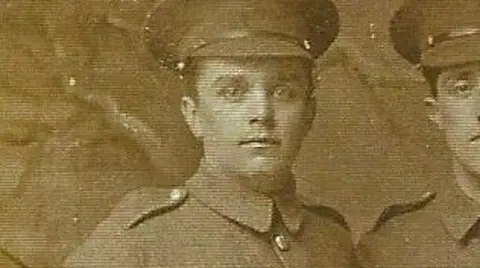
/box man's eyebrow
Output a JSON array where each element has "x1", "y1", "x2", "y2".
[{"x1": 211, "y1": 73, "x2": 244, "y2": 86}]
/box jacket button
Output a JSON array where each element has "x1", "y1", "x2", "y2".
[
  {"x1": 169, "y1": 188, "x2": 186, "y2": 203},
  {"x1": 274, "y1": 235, "x2": 290, "y2": 251}
]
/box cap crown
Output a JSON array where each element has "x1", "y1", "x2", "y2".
[
  {"x1": 143, "y1": 0, "x2": 339, "y2": 71},
  {"x1": 390, "y1": 0, "x2": 480, "y2": 65}
]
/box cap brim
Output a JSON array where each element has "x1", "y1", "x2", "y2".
[
  {"x1": 421, "y1": 34, "x2": 480, "y2": 68},
  {"x1": 189, "y1": 37, "x2": 312, "y2": 60}
]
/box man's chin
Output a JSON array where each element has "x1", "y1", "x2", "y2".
[
  {"x1": 244, "y1": 157, "x2": 286, "y2": 173},
  {"x1": 241, "y1": 169, "x2": 292, "y2": 194}
]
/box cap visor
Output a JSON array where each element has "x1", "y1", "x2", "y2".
[
  {"x1": 190, "y1": 37, "x2": 312, "y2": 59},
  {"x1": 421, "y1": 34, "x2": 480, "y2": 68}
]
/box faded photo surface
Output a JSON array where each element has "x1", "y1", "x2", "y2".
[{"x1": 0, "y1": 0, "x2": 476, "y2": 267}]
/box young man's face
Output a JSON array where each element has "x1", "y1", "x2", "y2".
[
  {"x1": 435, "y1": 63, "x2": 480, "y2": 173},
  {"x1": 181, "y1": 57, "x2": 316, "y2": 190}
]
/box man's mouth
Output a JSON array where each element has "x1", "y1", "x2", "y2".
[{"x1": 239, "y1": 138, "x2": 281, "y2": 148}]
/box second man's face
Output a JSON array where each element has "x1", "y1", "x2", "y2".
[
  {"x1": 181, "y1": 56, "x2": 315, "y2": 192},
  {"x1": 436, "y1": 62, "x2": 480, "y2": 173}
]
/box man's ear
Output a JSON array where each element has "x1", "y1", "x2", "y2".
[
  {"x1": 424, "y1": 97, "x2": 444, "y2": 130},
  {"x1": 181, "y1": 96, "x2": 204, "y2": 138}
]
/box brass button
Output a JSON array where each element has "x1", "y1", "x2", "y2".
[
  {"x1": 274, "y1": 235, "x2": 290, "y2": 251},
  {"x1": 169, "y1": 188, "x2": 185, "y2": 202}
]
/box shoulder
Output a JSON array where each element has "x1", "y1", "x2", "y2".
[
  {"x1": 88, "y1": 186, "x2": 189, "y2": 234},
  {"x1": 356, "y1": 191, "x2": 438, "y2": 267},
  {"x1": 112, "y1": 187, "x2": 189, "y2": 230},
  {"x1": 64, "y1": 187, "x2": 189, "y2": 268}
]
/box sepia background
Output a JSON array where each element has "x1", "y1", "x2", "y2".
[{"x1": 0, "y1": 0, "x2": 453, "y2": 265}]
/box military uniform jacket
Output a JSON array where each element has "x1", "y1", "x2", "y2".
[
  {"x1": 357, "y1": 177, "x2": 480, "y2": 268},
  {"x1": 65, "y1": 164, "x2": 358, "y2": 268}
]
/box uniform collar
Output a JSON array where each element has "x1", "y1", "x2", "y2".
[
  {"x1": 439, "y1": 177, "x2": 480, "y2": 241},
  {"x1": 185, "y1": 159, "x2": 304, "y2": 234}
]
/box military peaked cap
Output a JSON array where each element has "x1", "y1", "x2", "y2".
[
  {"x1": 142, "y1": 0, "x2": 339, "y2": 72},
  {"x1": 390, "y1": 0, "x2": 480, "y2": 68}
]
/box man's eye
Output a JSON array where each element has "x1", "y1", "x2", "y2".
[
  {"x1": 224, "y1": 87, "x2": 244, "y2": 98},
  {"x1": 214, "y1": 76, "x2": 249, "y2": 101},
  {"x1": 218, "y1": 82, "x2": 247, "y2": 100},
  {"x1": 272, "y1": 85, "x2": 295, "y2": 100},
  {"x1": 451, "y1": 79, "x2": 474, "y2": 99}
]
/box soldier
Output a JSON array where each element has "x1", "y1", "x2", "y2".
[
  {"x1": 357, "y1": 0, "x2": 480, "y2": 267},
  {"x1": 64, "y1": 0, "x2": 359, "y2": 267}
]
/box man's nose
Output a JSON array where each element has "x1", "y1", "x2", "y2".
[{"x1": 248, "y1": 90, "x2": 275, "y2": 126}]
